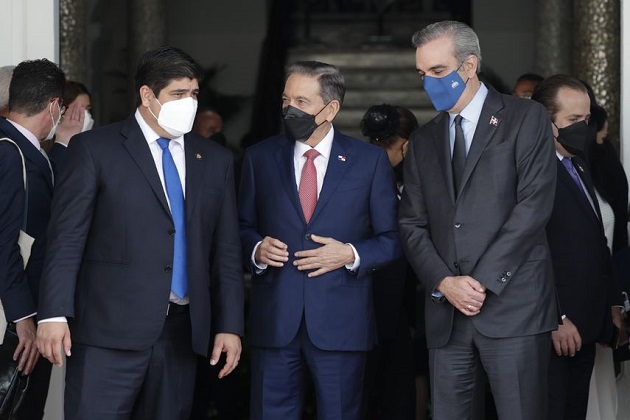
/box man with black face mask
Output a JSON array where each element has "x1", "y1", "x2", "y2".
[
  {"x1": 532, "y1": 74, "x2": 625, "y2": 419},
  {"x1": 239, "y1": 61, "x2": 401, "y2": 420}
]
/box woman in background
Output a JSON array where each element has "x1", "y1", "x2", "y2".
[{"x1": 360, "y1": 104, "x2": 429, "y2": 420}]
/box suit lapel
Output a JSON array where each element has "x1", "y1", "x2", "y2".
[
  {"x1": 0, "y1": 118, "x2": 54, "y2": 192},
  {"x1": 183, "y1": 135, "x2": 203, "y2": 221},
  {"x1": 557, "y1": 159, "x2": 600, "y2": 225},
  {"x1": 457, "y1": 89, "x2": 503, "y2": 199},
  {"x1": 121, "y1": 116, "x2": 171, "y2": 216},
  {"x1": 430, "y1": 114, "x2": 456, "y2": 204},
  {"x1": 310, "y1": 132, "x2": 351, "y2": 224},
  {"x1": 274, "y1": 137, "x2": 304, "y2": 221}
]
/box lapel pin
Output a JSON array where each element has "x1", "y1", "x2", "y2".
[
  {"x1": 576, "y1": 162, "x2": 584, "y2": 172},
  {"x1": 489, "y1": 116, "x2": 499, "y2": 126},
  {"x1": 195, "y1": 153, "x2": 202, "y2": 160},
  {"x1": 338, "y1": 155, "x2": 347, "y2": 162}
]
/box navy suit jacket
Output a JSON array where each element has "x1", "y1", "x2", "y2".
[
  {"x1": 0, "y1": 117, "x2": 53, "y2": 321},
  {"x1": 239, "y1": 130, "x2": 402, "y2": 351},
  {"x1": 399, "y1": 88, "x2": 559, "y2": 348},
  {"x1": 39, "y1": 115, "x2": 244, "y2": 356},
  {"x1": 48, "y1": 141, "x2": 68, "y2": 173},
  {"x1": 546, "y1": 156, "x2": 621, "y2": 344}
]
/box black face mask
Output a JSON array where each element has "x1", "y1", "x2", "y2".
[
  {"x1": 209, "y1": 131, "x2": 227, "y2": 147},
  {"x1": 282, "y1": 104, "x2": 328, "y2": 142},
  {"x1": 556, "y1": 120, "x2": 589, "y2": 156}
]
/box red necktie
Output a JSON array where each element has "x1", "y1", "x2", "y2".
[{"x1": 299, "y1": 149, "x2": 320, "y2": 223}]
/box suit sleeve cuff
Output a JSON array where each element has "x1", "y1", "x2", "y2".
[{"x1": 13, "y1": 312, "x2": 36, "y2": 323}]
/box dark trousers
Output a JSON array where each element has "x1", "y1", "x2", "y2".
[
  {"x1": 64, "y1": 310, "x2": 197, "y2": 420},
  {"x1": 429, "y1": 312, "x2": 551, "y2": 420},
  {"x1": 8, "y1": 357, "x2": 52, "y2": 420},
  {"x1": 250, "y1": 319, "x2": 367, "y2": 420},
  {"x1": 361, "y1": 332, "x2": 415, "y2": 419},
  {"x1": 547, "y1": 341, "x2": 596, "y2": 420},
  {"x1": 190, "y1": 353, "x2": 241, "y2": 420}
]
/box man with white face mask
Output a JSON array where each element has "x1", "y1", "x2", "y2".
[
  {"x1": 37, "y1": 46, "x2": 244, "y2": 420},
  {"x1": 0, "y1": 58, "x2": 68, "y2": 419}
]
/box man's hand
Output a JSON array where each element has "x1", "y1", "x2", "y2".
[
  {"x1": 551, "y1": 317, "x2": 582, "y2": 357},
  {"x1": 14, "y1": 317, "x2": 39, "y2": 375},
  {"x1": 210, "y1": 333, "x2": 241, "y2": 379},
  {"x1": 255, "y1": 236, "x2": 289, "y2": 267},
  {"x1": 612, "y1": 307, "x2": 629, "y2": 349},
  {"x1": 293, "y1": 234, "x2": 354, "y2": 277},
  {"x1": 36, "y1": 322, "x2": 72, "y2": 367},
  {"x1": 55, "y1": 100, "x2": 85, "y2": 146},
  {"x1": 437, "y1": 276, "x2": 486, "y2": 316}
]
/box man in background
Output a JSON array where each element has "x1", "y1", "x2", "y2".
[{"x1": 512, "y1": 72, "x2": 544, "y2": 99}]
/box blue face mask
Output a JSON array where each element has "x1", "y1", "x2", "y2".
[{"x1": 422, "y1": 64, "x2": 467, "y2": 112}]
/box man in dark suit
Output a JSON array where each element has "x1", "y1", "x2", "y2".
[
  {"x1": 0, "y1": 58, "x2": 68, "y2": 420},
  {"x1": 36, "y1": 46, "x2": 244, "y2": 420},
  {"x1": 239, "y1": 61, "x2": 401, "y2": 419},
  {"x1": 399, "y1": 21, "x2": 558, "y2": 419},
  {"x1": 532, "y1": 74, "x2": 624, "y2": 419}
]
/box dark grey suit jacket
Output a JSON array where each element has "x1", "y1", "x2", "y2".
[
  {"x1": 399, "y1": 87, "x2": 558, "y2": 348},
  {"x1": 39, "y1": 114, "x2": 244, "y2": 356}
]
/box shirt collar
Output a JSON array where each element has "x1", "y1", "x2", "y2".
[
  {"x1": 294, "y1": 125, "x2": 335, "y2": 161},
  {"x1": 7, "y1": 119, "x2": 41, "y2": 150},
  {"x1": 134, "y1": 109, "x2": 185, "y2": 149},
  {"x1": 449, "y1": 82, "x2": 489, "y2": 125}
]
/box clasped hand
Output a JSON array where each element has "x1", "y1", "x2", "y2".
[
  {"x1": 438, "y1": 275, "x2": 486, "y2": 316},
  {"x1": 255, "y1": 234, "x2": 354, "y2": 277}
]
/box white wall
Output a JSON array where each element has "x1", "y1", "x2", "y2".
[
  {"x1": 622, "y1": 1, "x2": 630, "y2": 172},
  {"x1": 0, "y1": 0, "x2": 59, "y2": 65}
]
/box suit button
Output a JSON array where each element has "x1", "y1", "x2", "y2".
[
  {"x1": 164, "y1": 265, "x2": 172, "y2": 273},
  {"x1": 305, "y1": 233, "x2": 311, "y2": 240},
  {"x1": 499, "y1": 277, "x2": 507, "y2": 282},
  {"x1": 168, "y1": 229, "x2": 176, "y2": 236},
  {"x1": 506, "y1": 271, "x2": 512, "y2": 277},
  {"x1": 454, "y1": 261, "x2": 459, "y2": 268},
  {"x1": 454, "y1": 223, "x2": 462, "y2": 229}
]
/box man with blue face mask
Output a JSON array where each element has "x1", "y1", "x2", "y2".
[
  {"x1": 36, "y1": 46, "x2": 244, "y2": 420},
  {"x1": 399, "y1": 21, "x2": 558, "y2": 419}
]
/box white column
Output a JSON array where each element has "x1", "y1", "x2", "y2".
[
  {"x1": 622, "y1": 1, "x2": 630, "y2": 175},
  {"x1": 0, "y1": 0, "x2": 59, "y2": 66}
]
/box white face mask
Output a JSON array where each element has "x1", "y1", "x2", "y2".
[
  {"x1": 45, "y1": 101, "x2": 62, "y2": 141},
  {"x1": 82, "y1": 109, "x2": 94, "y2": 132},
  {"x1": 149, "y1": 96, "x2": 198, "y2": 138}
]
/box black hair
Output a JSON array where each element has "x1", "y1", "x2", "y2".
[
  {"x1": 9, "y1": 59, "x2": 65, "y2": 116},
  {"x1": 360, "y1": 104, "x2": 419, "y2": 146},
  {"x1": 134, "y1": 46, "x2": 203, "y2": 104}
]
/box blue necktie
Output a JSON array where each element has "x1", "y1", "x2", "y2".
[
  {"x1": 157, "y1": 138, "x2": 188, "y2": 298},
  {"x1": 561, "y1": 157, "x2": 588, "y2": 199}
]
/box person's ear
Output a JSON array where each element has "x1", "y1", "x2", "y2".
[{"x1": 139, "y1": 85, "x2": 155, "y2": 108}]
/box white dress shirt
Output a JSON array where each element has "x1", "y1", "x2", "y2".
[
  {"x1": 448, "y1": 83, "x2": 489, "y2": 156},
  {"x1": 252, "y1": 125, "x2": 360, "y2": 271}
]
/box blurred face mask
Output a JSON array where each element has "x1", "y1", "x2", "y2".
[
  {"x1": 149, "y1": 96, "x2": 198, "y2": 138},
  {"x1": 44, "y1": 101, "x2": 62, "y2": 141},
  {"x1": 82, "y1": 109, "x2": 94, "y2": 132}
]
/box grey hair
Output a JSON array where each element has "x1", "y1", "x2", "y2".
[
  {"x1": 0, "y1": 65, "x2": 16, "y2": 110},
  {"x1": 285, "y1": 61, "x2": 346, "y2": 105},
  {"x1": 411, "y1": 21, "x2": 482, "y2": 74}
]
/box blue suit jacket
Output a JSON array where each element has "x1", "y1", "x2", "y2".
[
  {"x1": 39, "y1": 115, "x2": 244, "y2": 356},
  {"x1": 239, "y1": 130, "x2": 401, "y2": 351},
  {"x1": 0, "y1": 117, "x2": 54, "y2": 321}
]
